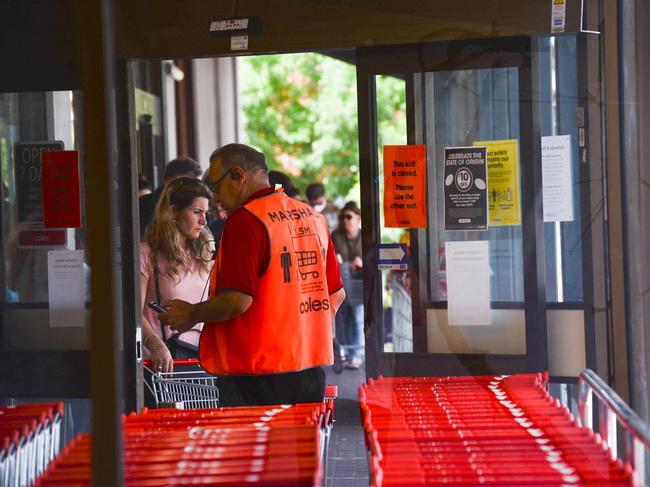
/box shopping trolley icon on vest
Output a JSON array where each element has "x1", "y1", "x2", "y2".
[{"x1": 296, "y1": 250, "x2": 320, "y2": 280}]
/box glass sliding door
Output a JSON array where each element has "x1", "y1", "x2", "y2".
[{"x1": 357, "y1": 38, "x2": 548, "y2": 378}]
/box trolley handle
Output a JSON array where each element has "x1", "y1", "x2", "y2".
[{"x1": 142, "y1": 358, "x2": 199, "y2": 368}]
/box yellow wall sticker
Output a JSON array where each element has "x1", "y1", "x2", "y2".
[{"x1": 473, "y1": 139, "x2": 521, "y2": 227}]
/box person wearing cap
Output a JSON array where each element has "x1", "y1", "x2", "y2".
[
  {"x1": 159, "y1": 143, "x2": 346, "y2": 406},
  {"x1": 139, "y1": 157, "x2": 203, "y2": 237}
]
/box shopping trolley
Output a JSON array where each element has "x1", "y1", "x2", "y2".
[
  {"x1": 359, "y1": 374, "x2": 638, "y2": 487},
  {"x1": 321, "y1": 384, "x2": 337, "y2": 476},
  {"x1": 1, "y1": 402, "x2": 63, "y2": 487},
  {"x1": 36, "y1": 377, "x2": 338, "y2": 486},
  {"x1": 37, "y1": 403, "x2": 329, "y2": 486},
  {"x1": 143, "y1": 359, "x2": 219, "y2": 409}
]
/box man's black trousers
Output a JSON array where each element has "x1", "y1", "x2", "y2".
[{"x1": 216, "y1": 366, "x2": 326, "y2": 407}]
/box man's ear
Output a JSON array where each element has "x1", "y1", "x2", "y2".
[{"x1": 230, "y1": 166, "x2": 244, "y2": 181}]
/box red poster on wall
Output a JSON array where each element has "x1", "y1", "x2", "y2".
[
  {"x1": 383, "y1": 144, "x2": 427, "y2": 228},
  {"x1": 42, "y1": 150, "x2": 81, "y2": 228}
]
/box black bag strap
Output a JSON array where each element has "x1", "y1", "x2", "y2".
[{"x1": 153, "y1": 257, "x2": 162, "y2": 304}]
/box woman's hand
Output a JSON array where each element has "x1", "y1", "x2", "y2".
[
  {"x1": 146, "y1": 335, "x2": 173, "y2": 373},
  {"x1": 350, "y1": 256, "x2": 363, "y2": 271}
]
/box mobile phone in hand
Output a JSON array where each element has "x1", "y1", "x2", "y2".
[{"x1": 147, "y1": 301, "x2": 167, "y2": 313}]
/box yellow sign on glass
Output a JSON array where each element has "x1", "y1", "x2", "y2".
[{"x1": 473, "y1": 139, "x2": 521, "y2": 227}]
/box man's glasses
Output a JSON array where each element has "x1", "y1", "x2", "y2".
[{"x1": 208, "y1": 170, "x2": 231, "y2": 195}]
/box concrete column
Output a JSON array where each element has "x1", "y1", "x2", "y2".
[
  {"x1": 619, "y1": 0, "x2": 650, "y2": 420},
  {"x1": 192, "y1": 57, "x2": 239, "y2": 170}
]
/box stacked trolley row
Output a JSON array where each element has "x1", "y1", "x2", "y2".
[
  {"x1": 359, "y1": 373, "x2": 638, "y2": 486},
  {"x1": 0, "y1": 402, "x2": 64, "y2": 487},
  {"x1": 36, "y1": 401, "x2": 335, "y2": 486},
  {"x1": 142, "y1": 359, "x2": 336, "y2": 468}
]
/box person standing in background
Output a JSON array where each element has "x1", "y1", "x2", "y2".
[
  {"x1": 139, "y1": 157, "x2": 203, "y2": 237},
  {"x1": 306, "y1": 182, "x2": 339, "y2": 232},
  {"x1": 206, "y1": 201, "x2": 227, "y2": 248},
  {"x1": 268, "y1": 170, "x2": 301, "y2": 199},
  {"x1": 202, "y1": 172, "x2": 228, "y2": 247},
  {"x1": 331, "y1": 201, "x2": 364, "y2": 369},
  {"x1": 138, "y1": 173, "x2": 152, "y2": 197}
]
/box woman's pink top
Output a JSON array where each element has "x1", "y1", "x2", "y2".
[{"x1": 140, "y1": 242, "x2": 213, "y2": 356}]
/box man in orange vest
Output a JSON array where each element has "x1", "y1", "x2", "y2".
[{"x1": 160, "y1": 143, "x2": 346, "y2": 406}]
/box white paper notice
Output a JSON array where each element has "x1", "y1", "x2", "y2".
[
  {"x1": 446, "y1": 240, "x2": 491, "y2": 326},
  {"x1": 231, "y1": 35, "x2": 248, "y2": 50},
  {"x1": 542, "y1": 135, "x2": 574, "y2": 222},
  {"x1": 47, "y1": 250, "x2": 85, "y2": 327}
]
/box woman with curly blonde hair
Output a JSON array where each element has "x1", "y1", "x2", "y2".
[{"x1": 140, "y1": 177, "x2": 214, "y2": 372}]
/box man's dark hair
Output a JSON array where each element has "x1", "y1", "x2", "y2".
[
  {"x1": 341, "y1": 200, "x2": 361, "y2": 215},
  {"x1": 306, "y1": 183, "x2": 326, "y2": 201},
  {"x1": 164, "y1": 157, "x2": 202, "y2": 180},
  {"x1": 209, "y1": 143, "x2": 268, "y2": 173},
  {"x1": 138, "y1": 173, "x2": 152, "y2": 191},
  {"x1": 268, "y1": 170, "x2": 300, "y2": 198}
]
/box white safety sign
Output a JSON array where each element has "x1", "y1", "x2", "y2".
[{"x1": 551, "y1": 0, "x2": 566, "y2": 34}]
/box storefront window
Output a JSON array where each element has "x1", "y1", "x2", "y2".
[{"x1": 0, "y1": 91, "x2": 89, "y2": 351}]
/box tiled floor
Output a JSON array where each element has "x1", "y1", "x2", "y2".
[{"x1": 324, "y1": 363, "x2": 369, "y2": 487}]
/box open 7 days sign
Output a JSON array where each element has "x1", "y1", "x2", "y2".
[
  {"x1": 14, "y1": 141, "x2": 64, "y2": 224},
  {"x1": 14, "y1": 141, "x2": 68, "y2": 249}
]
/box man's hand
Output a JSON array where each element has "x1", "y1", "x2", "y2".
[
  {"x1": 160, "y1": 291, "x2": 252, "y2": 331},
  {"x1": 159, "y1": 299, "x2": 197, "y2": 333}
]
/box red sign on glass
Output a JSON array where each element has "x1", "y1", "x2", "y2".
[
  {"x1": 18, "y1": 229, "x2": 67, "y2": 247},
  {"x1": 42, "y1": 150, "x2": 81, "y2": 228},
  {"x1": 383, "y1": 144, "x2": 427, "y2": 228}
]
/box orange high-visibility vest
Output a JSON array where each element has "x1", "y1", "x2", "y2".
[{"x1": 200, "y1": 190, "x2": 334, "y2": 375}]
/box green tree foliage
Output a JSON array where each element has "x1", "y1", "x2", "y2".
[
  {"x1": 376, "y1": 75, "x2": 407, "y2": 150},
  {"x1": 375, "y1": 75, "x2": 407, "y2": 242},
  {"x1": 239, "y1": 53, "x2": 405, "y2": 201}
]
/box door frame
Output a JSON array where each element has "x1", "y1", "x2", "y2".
[{"x1": 357, "y1": 36, "x2": 548, "y2": 378}]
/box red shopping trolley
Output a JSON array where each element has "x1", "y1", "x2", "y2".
[
  {"x1": 37, "y1": 401, "x2": 339, "y2": 486},
  {"x1": 1, "y1": 402, "x2": 64, "y2": 487}
]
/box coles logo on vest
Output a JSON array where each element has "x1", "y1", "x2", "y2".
[{"x1": 299, "y1": 296, "x2": 330, "y2": 314}]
